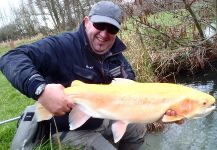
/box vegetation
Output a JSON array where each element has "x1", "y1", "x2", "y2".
[
  {"x1": 0, "y1": 71, "x2": 33, "y2": 149},
  {"x1": 120, "y1": 0, "x2": 217, "y2": 79}
]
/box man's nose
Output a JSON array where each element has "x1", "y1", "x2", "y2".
[{"x1": 99, "y1": 29, "x2": 110, "y2": 37}]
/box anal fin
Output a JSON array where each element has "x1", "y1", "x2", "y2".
[{"x1": 111, "y1": 121, "x2": 128, "y2": 143}]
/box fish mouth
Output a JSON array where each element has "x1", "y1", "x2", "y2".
[
  {"x1": 192, "y1": 104, "x2": 216, "y2": 119},
  {"x1": 205, "y1": 104, "x2": 216, "y2": 113},
  {"x1": 211, "y1": 103, "x2": 216, "y2": 109}
]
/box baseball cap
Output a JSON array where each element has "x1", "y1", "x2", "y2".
[{"x1": 89, "y1": 1, "x2": 122, "y2": 29}]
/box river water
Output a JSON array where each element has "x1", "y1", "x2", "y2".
[{"x1": 141, "y1": 70, "x2": 217, "y2": 150}]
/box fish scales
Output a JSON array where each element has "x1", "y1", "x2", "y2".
[{"x1": 36, "y1": 78, "x2": 216, "y2": 143}]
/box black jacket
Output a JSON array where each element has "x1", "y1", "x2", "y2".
[{"x1": 0, "y1": 22, "x2": 135, "y2": 132}]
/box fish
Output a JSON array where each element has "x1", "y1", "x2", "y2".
[{"x1": 36, "y1": 78, "x2": 216, "y2": 143}]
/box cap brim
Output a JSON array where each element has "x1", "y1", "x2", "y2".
[{"x1": 90, "y1": 15, "x2": 121, "y2": 29}]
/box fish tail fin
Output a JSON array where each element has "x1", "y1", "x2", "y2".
[{"x1": 35, "y1": 102, "x2": 53, "y2": 122}]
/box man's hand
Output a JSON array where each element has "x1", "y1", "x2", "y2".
[
  {"x1": 165, "y1": 109, "x2": 184, "y2": 124},
  {"x1": 38, "y1": 84, "x2": 74, "y2": 116}
]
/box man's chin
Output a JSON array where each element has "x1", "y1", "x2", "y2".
[{"x1": 92, "y1": 48, "x2": 108, "y2": 55}]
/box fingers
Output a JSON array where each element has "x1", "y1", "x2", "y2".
[
  {"x1": 58, "y1": 97, "x2": 74, "y2": 114},
  {"x1": 66, "y1": 97, "x2": 75, "y2": 109},
  {"x1": 57, "y1": 95, "x2": 75, "y2": 115},
  {"x1": 53, "y1": 104, "x2": 71, "y2": 116}
]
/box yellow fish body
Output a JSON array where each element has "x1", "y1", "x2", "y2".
[{"x1": 36, "y1": 78, "x2": 216, "y2": 143}]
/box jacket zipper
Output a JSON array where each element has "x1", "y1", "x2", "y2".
[
  {"x1": 99, "y1": 60, "x2": 105, "y2": 81},
  {"x1": 99, "y1": 51, "x2": 122, "y2": 82}
]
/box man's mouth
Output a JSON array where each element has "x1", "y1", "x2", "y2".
[
  {"x1": 97, "y1": 37, "x2": 105, "y2": 42},
  {"x1": 96, "y1": 35, "x2": 108, "y2": 43}
]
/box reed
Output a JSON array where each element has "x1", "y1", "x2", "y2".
[{"x1": 120, "y1": 30, "x2": 157, "y2": 82}]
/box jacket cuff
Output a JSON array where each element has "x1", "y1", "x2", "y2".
[{"x1": 27, "y1": 74, "x2": 46, "y2": 100}]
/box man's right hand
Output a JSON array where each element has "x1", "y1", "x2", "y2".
[{"x1": 38, "y1": 84, "x2": 74, "y2": 116}]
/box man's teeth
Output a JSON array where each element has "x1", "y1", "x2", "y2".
[{"x1": 97, "y1": 37, "x2": 105, "y2": 42}]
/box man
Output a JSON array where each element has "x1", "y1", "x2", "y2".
[{"x1": 0, "y1": 1, "x2": 182, "y2": 150}]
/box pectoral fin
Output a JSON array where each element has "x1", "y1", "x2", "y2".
[
  {"x1": 111, "y1": 121, "x2": 128, "y2": 143},
  {"x1": 69, "y1": 105, "x2": 91, "y2": 130},
  {"x1": 162, "y1": 114, "x2": 184, "y2": 122},
  {"x1": 165, "y1": 98, "x2": 197, "y2": 121}
]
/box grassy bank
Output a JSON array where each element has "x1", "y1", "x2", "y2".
[
  {"x1": 0, "y1": 72, "x2": 33, "y2": 149},
  {"x1": 0, "y1": 34, "x2": 43, "y2": 57},
  {"x1": 0, "y1": 37, "x2": 37, "y2": 149},
  {"x1": 0, "y1": 52, "x2": 64, "y2": 150}
]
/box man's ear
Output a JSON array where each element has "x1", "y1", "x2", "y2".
[{"x1": 83, "y1": 16, "x2": 90, "y2": 27}]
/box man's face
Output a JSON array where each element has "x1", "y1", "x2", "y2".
[{"x1": 84, "y1": 17, "x2": 118, "y2": 55}]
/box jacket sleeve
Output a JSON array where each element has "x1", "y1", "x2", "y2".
[{"x1": 0, "y1": 36, "x2": 64, "y2": 99}]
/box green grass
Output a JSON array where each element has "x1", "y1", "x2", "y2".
[
  {"x1": 0, "y1": 46, "x2": 34, "y2": 149},
  {"x1": 0, "y1": 68, "x2": 79, "y2": 150},
  {"x1": 147, "y1": 11, "x2": 184, "y2": 26},
  {"x1": 0, "y1": 34, "x2": 44, "y2": 57},
  {"x1": 0, "y1": 46, "x2": 62, "y2": 149},
  {"x1": 0, "y1": 47, "x2": 10, "y2": 57},
  {"x1": 0, "y1": 73, "x2": 33, "y2": 149}
]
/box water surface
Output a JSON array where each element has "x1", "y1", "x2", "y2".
[{"x1": 141, "y1": 70, "x2": 217, "y2": 150}]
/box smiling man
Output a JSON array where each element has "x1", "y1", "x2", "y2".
[
  {"x1": 0, "y1": 1, "x2": 146, "y2": 150},
  {"x1": 84, "y1": 1, "x2": 121, "y2": 55},
  {"x1": 85, "y1": 19, "x2": 118, "y2": 55}
]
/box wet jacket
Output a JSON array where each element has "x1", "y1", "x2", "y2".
[{"x1": 0, "y1": 22, "x2": 135, "y2": 132}]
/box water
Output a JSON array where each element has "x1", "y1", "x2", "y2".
[{"x1": 141, "y1": 70, "x2": 217, "y2": 150}]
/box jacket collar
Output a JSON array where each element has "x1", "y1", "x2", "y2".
[{"x1": 77, "y1": 21, "x2": 127, "y2": 57}]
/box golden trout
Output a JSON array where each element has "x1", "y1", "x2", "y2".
[{"x1": 36, "y1": 78, "x2": 216, "y2": 143}]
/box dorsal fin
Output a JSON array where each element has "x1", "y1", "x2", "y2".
[
  {"x1": 71, "y1": 80, "x2": 85, "y2": 86},
  {"x1": 111, "y1": 78, "x2": 136, "y2": 84}
]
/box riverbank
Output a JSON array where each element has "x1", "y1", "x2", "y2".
[{"x1": 149, "y1": 43, "x2": 217, "y2": 81}]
